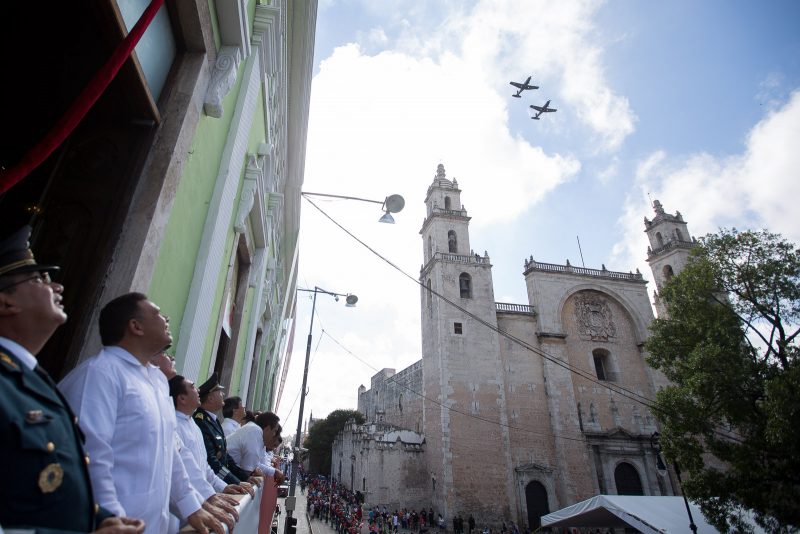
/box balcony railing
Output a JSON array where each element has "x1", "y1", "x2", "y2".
[
  {"x1": 182, "y1": 480, "x2": 266, "y2": 533},
  {"x1": 647, "y1": 238, "x2": 695, "y2": 258},
  {"x1": 495, "y1": 302, "x2": 536, "y2": 315},
  {"x1": 431, "y1": 206, "x2": 468, "y2": 217},
  {"x1": 523, "y1": 260, "x2": 644, "y2": 282},
  {"x1": 438, "y1": 252, "x2": 491, "y2": 264}
]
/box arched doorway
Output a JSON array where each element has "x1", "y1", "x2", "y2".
[
  {"x1": 525, "y1": 481, "x2": 549, "y2": 528},
  {"x1": 614, "y1": 462, "x2": 644, "y2": 495}
]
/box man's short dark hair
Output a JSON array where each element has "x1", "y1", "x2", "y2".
[
  {"x1": 222, "y1": 396, "x2": 242, "y2": 418},
  {"x1": 255, "y1": 411, "x2": 280, "y2": 430},
  {"x1": 99, "y1": 292, "x2": 148, "y2": 346},
  {"x1": 168, "y1": 375, "x2": 189, "y2": 408}
]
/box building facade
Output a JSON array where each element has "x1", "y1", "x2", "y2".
[
  {"x1": 0, "y1": 0, "x2": 317, "y2": 411},
  {"x1": 343, "y1": 164, "x2": 695, "y2": 528}
]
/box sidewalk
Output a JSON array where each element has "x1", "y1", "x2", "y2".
[{"x1": 277, "y1": 489, "x2": 339, "y2": 534}]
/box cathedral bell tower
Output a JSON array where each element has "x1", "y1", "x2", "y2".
[
  {"x1": 419, "y1": 164, "x2": 510, "y2": 520},
  {"x1": 644, "y1": 200, "x2": 695, "y2": 316}
]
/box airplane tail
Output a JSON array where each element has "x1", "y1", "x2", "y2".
[{"x1": 512, "y1": 94, "x2": 521, "y2": 98}]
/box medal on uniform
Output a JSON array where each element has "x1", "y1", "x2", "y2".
[{"x1": 38, "y1": 463, "x2": 64, "y2": 493}]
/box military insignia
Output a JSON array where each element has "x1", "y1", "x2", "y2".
[
  {"x1": 194, "y1": 412, "x2": 205, "y2": 420},
  {"x1": 38, "y1": 463, "x2": 64, "y2": 493},
  {"x1": 0, "y1": 352, "x2": 19, "y2": 370},
  {"x1": 26, "y1": 410, "x2": 45, "y2": 424}
]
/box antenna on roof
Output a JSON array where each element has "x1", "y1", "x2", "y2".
[
  {"x1": 647, "y1": 192, "x2": 654, "y2": 207},
  {"x1": 576, "y1": 236, "x2": 586, "y2": 268}
]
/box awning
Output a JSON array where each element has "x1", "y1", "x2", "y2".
[{"x1": 540, "y1": 495, "x2": 723, "y2": 533}]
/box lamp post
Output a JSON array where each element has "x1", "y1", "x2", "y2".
[
  {"x1": 284, "y1": 286, "x2": 358, "y2": 534},
  {"x1": 301, "y1": 191, "x2": 405, "y2": 223},
  {"x1": 651, "y1": 432, "x2": 698, "y2": 534}
]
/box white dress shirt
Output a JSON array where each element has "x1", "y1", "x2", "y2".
[
  {"x1": 175, "y1": 411, "x2": 227, "y2": 497},
  {"x1": 222, "y1": 418, "x2": 240, "y2": 436},
  {"x1": 227, "y1": 422, "x2": 276, "y2": 476},
  {"x1": 59, "y1": 346, "x2": 203, "y2": 534}
]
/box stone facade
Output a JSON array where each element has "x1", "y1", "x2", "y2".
[{"x1": 337, "y1": 165, "x2": 693, "y2": 529}]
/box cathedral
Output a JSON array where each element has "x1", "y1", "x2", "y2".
[{"x1": 333, "y1": 164, "x2": 694, "y2": 528}]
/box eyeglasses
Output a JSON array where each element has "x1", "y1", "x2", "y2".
[{"x1": 0, "y1": 271, "x2": 53, "y2": 292}]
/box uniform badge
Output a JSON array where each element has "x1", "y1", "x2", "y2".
[
  {"x1": 26, "y1": 410, "x2": 45, "y2": 424},
  {"x1": 38, "y1": 463, "x2": 64, "y2": 493},
  {"x1": 0, "y1": 353, "x2": 19, "y2": 370}
]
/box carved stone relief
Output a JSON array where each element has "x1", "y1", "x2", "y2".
[
  {"x1": 204, "y1": 46, "x2": 242, "y2": 118},
  {"x1": 575, "y1": 293, "x2": 616, "y2": 340}
]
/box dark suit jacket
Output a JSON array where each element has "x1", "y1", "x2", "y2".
[
  {"x1": 193, "y1": 407, "x2": 251, "y2": 484},
  {"x1": 0, "y1": 343, "x2": 113, "y2": 532}
]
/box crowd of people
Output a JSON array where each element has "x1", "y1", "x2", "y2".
[
  {"x1": 0, "y1": 226, "x2": 285, "y2": 533},
  {"x1": 305, "y1": 475, "x2": 364, "y2": 534}
]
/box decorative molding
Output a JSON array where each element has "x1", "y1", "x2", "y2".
[
  {"x1": 575, "y1": 293, "x2": 617, "y2": 341},
  {"x1": 204, "y1": 46, "x2": 242, "y2": 118},
  {"x1": 234, "y1": 165, "x2": 259, "y2": 233}
]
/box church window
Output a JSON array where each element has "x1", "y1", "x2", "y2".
[
  {"x1": 398, "y1": 394, "x2": 403, "y2": 413},
  {"x1": 426, "y1": 279, "x2": 433, "y2": 310},
  {"x1": 662, "y1": 265, "x2": 674, "y2": 282},
  {"x1": 675, "y1": 228, "x2": 684, "y2": 241},
  {"x1": 459, "y1": 273, "x2": 472, "y2": 298},
  {"x1": 592, "y1": 348, "x2": 612, "y2": 381},
  {"x1": 444, "y1": 196, "x2": 452, "y2": 210},
  {"x1": 454, "y1": 322, "x2": 463, "y2": 334},
  {"x1": 448, "y1": 230, "x2": 458, "y2": 253},
  {"x1": 656, "y1": 232, "x2": 664, "y2": 248},
  {"x1": 614, "y1": 462, "x2": 644, "y2": 495},
  {"x1": 428, "y1": 236, "x2": 433, "y2": 260}
]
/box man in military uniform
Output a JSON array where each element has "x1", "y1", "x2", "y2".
[
  {"x1": 0, "y1": 226, "x2": 144, "y2": 533},
  {"x1": 193, "y1": 373, "x2": 261, "y2": 485}
]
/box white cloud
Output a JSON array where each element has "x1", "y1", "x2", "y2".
[{"x1": 611, "y1": 89, "x2": 800, "y2": 285}]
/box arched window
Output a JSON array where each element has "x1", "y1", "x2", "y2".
[
  {"x1": 426, "y1": 279, "x2": 433, "y2": 310},
  {"x1": 592, "y1": 348, "x2": 612, "y2": 381},
  {"x1": 663, "y1": 265, "x2": 674, "y2": 281},
  {"x1": 428, "y1": 236, "x2": 433, "y2": 260},
  {"x1": 675, "y1": 228, "x2": 684, "y2": 241},
  {"x1": 656, "y1": 232, "x2": 664, "y2": 248},
  {"x1": 525, "y1": 481, "x2": 549, "y2": 528},
  {"x1": 459, "y1": 273, "x2": 472, "y2": 298},
  {"x1": 615, "y1": 462, "x2": 644, "y2": 495},
  {"x1": 444, "y1": 196, "x2": 452, "y2": 210},
  {"x1": 448, "y1": 230, "x2": 457, "y2": 253}
]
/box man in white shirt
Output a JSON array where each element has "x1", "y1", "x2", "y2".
[
  {"x1": 227, "y1": 412, "x2": 285, "y2": 483},
  {"x1": 60, "y1": 292, "x2": 224, "y2": 534},
  {"x1": 169, "y1": 374, "x2": 254, "y2": 501},
  {"x1": 222, "y1": 396, "x2": 245, "y2": 436}
]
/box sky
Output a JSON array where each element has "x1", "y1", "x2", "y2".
[{"x1": 273, "y1": 0, "x2": 800, "y2": 431}]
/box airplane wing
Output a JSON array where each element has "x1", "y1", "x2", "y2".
[
  {"x1": 510, "y1": 81, "x2": 523, "y2": 89},
  {"x1": 524, "y1": 84, "x2": 540, "y2": 90},
  {"x1": 545, "y1": 108, "x2": 557, "y2": 112},
  {"x1": 530, "y1": 105, "x2": 544, "y2": 112}
]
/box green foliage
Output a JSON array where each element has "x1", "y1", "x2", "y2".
[
  {"x1": 646, "y1": 229, "x2": 800, "y2": 532},
  {"x1": 303, "y1": 409, "x2": 365, "y2": 475}
]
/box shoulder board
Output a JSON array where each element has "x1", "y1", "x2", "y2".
[
  {"x1": 0, "y1": 350, "x2": 20, "y2": 372},
  {"x1": 194, "y1": 411, "x2": 206, "y2": 420}
]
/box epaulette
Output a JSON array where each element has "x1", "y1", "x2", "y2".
[
  {"x1": 194, "y1": 411, "x2": 206, "y2": 420},
  {"x1": 0, "y1": 350, "x2": 20, "y2": 372}
]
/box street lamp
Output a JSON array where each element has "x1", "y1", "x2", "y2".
[
  {"x1": 301, "y1": 191, "x2": 405, "y2": 224},
  {"x1": 651, "y1": 431, "x2": 698, "y2": 534},
  {"x1": 284, "y1": 286, "x2": 358, "y2": 534}
]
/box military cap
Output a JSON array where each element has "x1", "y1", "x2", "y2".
[
  {"x1": 0, "y1": 226, "x2": 59, "y2": 278},
  {"x1": 198, "y1": 372, "x2": 224, "y2": 398}
]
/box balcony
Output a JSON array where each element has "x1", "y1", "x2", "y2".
[
  {"x1": 495, "y1": 302, "x2": 536, "y2": 315},
  {"x1": 523, "y1": 259, "x2": 645, "y2": 283},
  {"x1": 182, "y1": 480, "x2": 272, "y2": 533}
]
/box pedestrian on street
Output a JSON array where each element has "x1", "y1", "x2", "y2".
[{"x1": 468, "y1": 514, "x2": 475, "y2": 534}]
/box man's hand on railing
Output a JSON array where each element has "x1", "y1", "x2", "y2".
[
  {"x1": 273, "y1": 469, "x2": 285, "y2": 485},
  {"x1": 247, "y1": 473, "x2": 263, "y2": 487},
  {"x1": 187, "y1": 507, "x2": 226, "y2": 534},
  {"x1": 94, "y1": 516, "x2": 146, "y2": 533},
  {"x1": 208, "y1": 493, "x2": 240, "y2": 522},
  {"x1": 238, "y1": 481, "x2": 256, "y2": 497},
  {"x1": 223, "y1": 484, "x2": 248, "y2": 495}
]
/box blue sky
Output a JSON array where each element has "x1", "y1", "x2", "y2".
[{"x1": 275, "y1": 0, "x2": 800, "y2": 425}]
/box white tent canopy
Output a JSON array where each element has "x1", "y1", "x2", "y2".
[{"x1": 540, "y1": 495, "x2": 722, "y2": 533}]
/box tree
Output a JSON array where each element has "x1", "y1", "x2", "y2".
[
  {"x1": 303, "y1": 409, "x2": 365, "y2": 476},
  {"x1": 646, "y1": 229, "x2": 800, "y2": 532}
]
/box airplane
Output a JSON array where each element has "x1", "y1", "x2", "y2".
[
  {"x1": 530, "y1": 100, "x2": 557, "y2": 120},
  {"x1": 510, "y1": 76, "x2": 539, "y2": 97}
]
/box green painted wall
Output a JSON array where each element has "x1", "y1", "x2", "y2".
[{"x1": 148, "y1": 60, "x2": 247, "y2": 366}]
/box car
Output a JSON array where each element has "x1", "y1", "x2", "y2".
[{"x1": 277, "y1": 484, "x2": 289, "y2": 497}]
